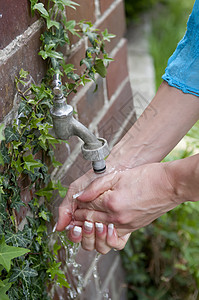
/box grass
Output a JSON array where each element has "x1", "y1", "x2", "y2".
[{"x1": 149, "y1": 0, "x2": 195, "y2": 90}]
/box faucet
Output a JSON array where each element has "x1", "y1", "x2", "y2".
[{"x1": 50, "y1": 74, "x2": 110, "y2": 173}]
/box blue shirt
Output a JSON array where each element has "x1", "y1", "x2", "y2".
[{"x1": 162, "y1": 0, "x2": 199, "y2": 96}]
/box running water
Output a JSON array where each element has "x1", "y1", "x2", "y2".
[{"x1": 51, "y1": 231, "x2": 112, "y2": 299}]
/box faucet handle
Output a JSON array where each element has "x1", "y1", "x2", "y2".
[{"x1": 52, "y1": 74, "x2": 62, "y2": 96}]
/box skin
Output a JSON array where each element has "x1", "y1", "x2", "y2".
[{"x1": 56, "y1": 82, "x2": 199, "y2": 254}]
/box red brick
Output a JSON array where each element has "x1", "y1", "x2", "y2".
[
  {"x1": 76, "y1": 77, "x2": 105, "y2": 127},
  {"x1": 61, "y1": 152, "x2": 91, "y2": 187},
  {"x1": 98, "y1": 79, "x2": 136, "y2": 145},
  {"x1": 99, "y1": 0, "x2": 115, "y2": 13},
  {"x1": 106, "y1": 38, "x2": 129, "y2": 100},
  {"x1": 98, "y1": 0, "x2": 126, "y2": 54},
  {"x1": 63, "y1": 41, "x2": 86, "y2": 104},
  {"x1": 0, "y1": 28, "x2": 47, "y2": 122},
  {"x1": 0, "y1": 0, "x2": 36, "y2": 49}
]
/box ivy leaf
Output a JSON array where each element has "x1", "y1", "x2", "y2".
[
  {"x1": 94, "y1": 59, "x2": 107, "y2": 78},
  {"x1": 38, "y1": 210, "x2": 51, "y2": 222},
  {"x1": 5, "y1": 228, "x2": 32, "y2": 248},
  {"x1": 0, "y1": 279, "x2": 12, "y2": 300},
  {"x1": 35, "y1": 181, "x2": 55, "y2": 201},
  {"x1": 4, "y1": 126, "x2": 20, "y2": 143},
  {"x1": 0, "y1": 142, "x2": 10, "y2": 164},
  {"x1": 0, "y1": 124, "x2": 5, "y2": 141},
  {"x1": 102, "y1": 29, "x2": 116, "y2": 41},
  {"x1": 55, "y1": 180, "x2": 68, "y2": 198},
  {"x1": 46, "y1": 19, "x2": 60, "y2": 30},
  {"x1": 9, "y1": 263, "x2": 38, "y2": 283},
  {"x1": 33, "y1": 3, "x2": 49, "y2": 18},
  {"x1": 23, "y1": 155, "x2": 43, "y2": 172},
  {"x1": 47, "y1": 261, "x2": 69, "y2": 288},
  {"x1": 60, "y1": 0, "x2": 79, "y2": 9},
  {"x1": 39, "y1": 44, "x2": 64, "y2": 60},
  {"x1": 0, "y1": 237, "x2": 30, "y2": 272}
]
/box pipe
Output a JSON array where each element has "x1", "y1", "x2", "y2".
[{"x1": 50, "y1": 74, "x2": 109, "y2": 173}]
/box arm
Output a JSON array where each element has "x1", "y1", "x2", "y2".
[
  {"x1": 56, "y1": 82, "x2": 199, "y2": 231},
  {"x1": 107, "y1": 81, "x2": 199, "y2": 168}
]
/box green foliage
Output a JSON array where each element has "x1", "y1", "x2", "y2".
[
  {"x1": 0, "y1": 70, "x2": 69, "y2": 299},
  {"x1": 122, "y1": 122, "x2": 199, "y2": 299},
  {"x1": 30, "y1": 0, "x2": 115, "y2": 94},
  {"x1": 124, "y1": 0, "x2": 161, "y2": 22},
  {"x1": 149, "y1": 0, "x2": 195, "y2": 89},
  {"x1": 1, "y1": 0, "x2": 114, "y2": 298}
]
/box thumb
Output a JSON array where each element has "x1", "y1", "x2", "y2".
[
  {"x1": 77, "y1": 171, "x2": 117, "y2": 202},
  {"x1": 56, "y1": 196, "x2": 76, "y2": 231}
]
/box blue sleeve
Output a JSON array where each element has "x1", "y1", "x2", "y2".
[{"x1": 162, "y1": 0, "x2": 199, "y2": 96}]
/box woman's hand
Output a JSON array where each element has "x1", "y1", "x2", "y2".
[
  {"x1": 67, "y1": 222, "x2": 131, "y2": 254},
  {"x1": 74, "y1": 162, "x2": 182, "y2": 236}
]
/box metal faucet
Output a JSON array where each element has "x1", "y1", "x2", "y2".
[{"x1": 50, "y1": 74, "x2": 110, "y2": 173}]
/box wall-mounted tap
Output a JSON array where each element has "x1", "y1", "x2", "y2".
[{"x1": 50, "y1": 74, "x2": 110, "y2": 173}]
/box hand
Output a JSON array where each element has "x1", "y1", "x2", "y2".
[
  {"x1": 67, "y1": 221, "x2": 131, "y2": 254},
  {"x1": 56, "y1": 162, "x2": 121, "y2": 231},
  {"x1": 74, "y1": 162, "x2": 182, "y2": 235}
]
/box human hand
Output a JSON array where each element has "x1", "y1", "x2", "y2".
[
  {"x1": 67, "y1": 221, "x2": 131, "y2": 254},
  {"x1": 56, "y1": 162, "x2": 120, "y2": 231},
  {"x1": 74, "y1": 162, "x2": 182, "y2": 235}
]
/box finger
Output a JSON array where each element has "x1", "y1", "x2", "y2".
[
  {"x1": 81, "y1": 221, "x2": 95, "y2": 251},
  {"x1": 76, "y1": 190, "x2": 112, "y2": 212},
  {"x1": 56, "y1": 196, "x2": 77, "y2": 231},
  {"x1": 95, "y1": 223, "x2": 112, "y2": 255},
  {"x1": 77, "y1": 171, "x2": 117, "y2": 202},
  {"x1": 68, "y1": 225, "x2": 82, "y2": 243},
  {"x1": 74, "y1": 208, "x2": 112, "y2": 224},
  {"x1": 107, "y1": 224, "x2": 131, "y2": 250}
]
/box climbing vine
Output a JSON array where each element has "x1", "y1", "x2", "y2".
[{"x1": 0, "y1": 1, "x2": 115, "y2": 299}]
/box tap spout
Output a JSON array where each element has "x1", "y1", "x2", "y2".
[{"x1": 50, "y1": 75, "x2": 109, "y2": 173}]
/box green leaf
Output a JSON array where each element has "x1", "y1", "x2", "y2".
[
  {"x1": 38, "y1": 210, "x2": 51, "y2": 222},
  {"x1": 39, "y1": 44, "x2": 64, "y2": 60},
  {"x1": 0, "y1": 124, "x2": 5, "y2": 141},
  {"x1": 94, "y1": 59, "x2": 107, "y2": 78},
  {"x1": 0, "y1": 237, "x2": 30, "y2": 272},
  {"x1": 0, "y1": 142, "x2": 10, "y2": 164},
  {"x1": 4, "y1": 126, "x2": 20, "y2": 143},
  {"x1": 23, "y1": 155, "x2": 43, "y2": 172},
  {"x1": 102, "y1": 29, "x2": 116, "y2": 41},
  {"x1": 33, "y1": 3, "x2": 49, "y2": 18},
  {"x1": 9, "y1": 263, "x2": 38, "y2": 283},
  {"x1": 5, "y1": 228, "x2": 32, "y2": 248},
  {"x1": 46, "y1": 19, "x2": 60, "y2": 30},
  {"x1": 35, "y1": 181, "x2": 55, "y2": 201},
  {"x1": 0, "y1": 279, "x2": 12, "y2": 300},
  {"x1": 55, "y1": 180, "x2": 68, "y2": 198}
]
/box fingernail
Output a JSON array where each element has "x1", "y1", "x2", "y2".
[
  {"x1": 95, "y1": 222, "x2": 103, "y2": 233},
  {"x1": 73, "y1": 226, "x2": 82, "y2": 237},
  {"x1": 84, "y1": 221, "x2": 93, "y2": 232},
  {"x1": 52, "y1": 223, "x2": 57, "y2": 233},
  {"x1": 108, "y1": 223, "x2": 114, "y2": 237},
  {"x1": 72, "y1": 191, "x2": 84, "y2": 199},
  {"x1": 65, "y1": 224, "x2": 74, "y2": 231}
]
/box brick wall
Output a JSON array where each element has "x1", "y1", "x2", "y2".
[{"x1": 0, "y1": 0, "x2": 136, "y2": 299}]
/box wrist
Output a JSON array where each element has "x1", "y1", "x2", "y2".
[{"x1": 164, "y1": 155, "x2": 199, "y2": 204}]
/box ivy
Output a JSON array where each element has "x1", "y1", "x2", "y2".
[{"x1": 0, "y1": 0, "x2": 114, "y2": 298}]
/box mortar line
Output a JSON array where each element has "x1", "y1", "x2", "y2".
[
  {"x1": 94, "y1": 0, "x2": 122, "y2": 29},
  {"x1": 0, "y1": 20, "x2": 43, "y2": 65},
  {"x1": 94, "y1": 0, "x2": 101, "y2": 20}
]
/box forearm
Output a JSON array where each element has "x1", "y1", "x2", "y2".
[
  {"x1": 166, "y1": 153, "x2": 199, "y2": 203},
  {"x1": 109, "y1": 81, "x2": 199, "y2": 168}
]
